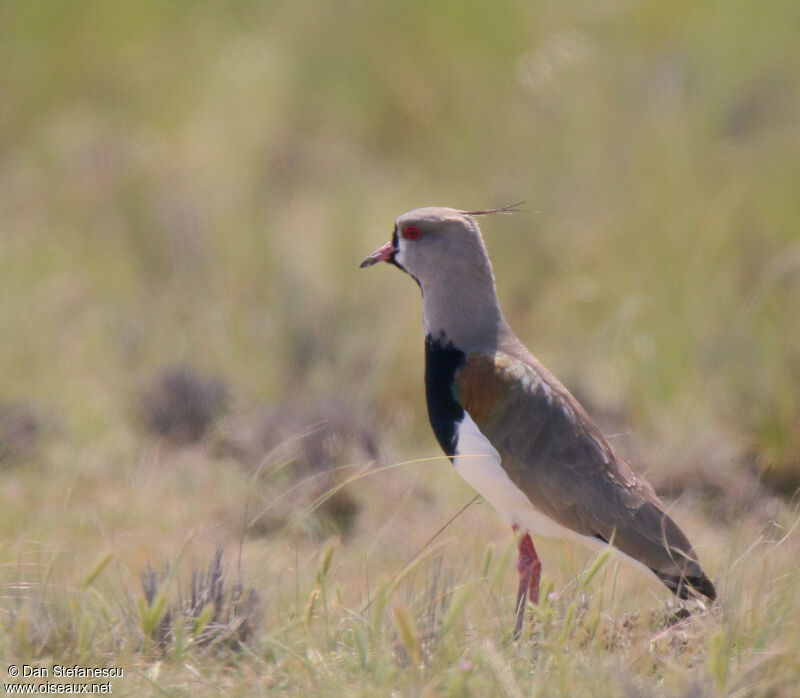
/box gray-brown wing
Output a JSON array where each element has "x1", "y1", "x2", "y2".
[{"x1": 456, "y1": 350, "x2": 715, "y2": 600}]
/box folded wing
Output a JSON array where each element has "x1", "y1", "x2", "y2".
[{"x1": 456, "y1": 350, "x2": 715, "y2": 600}]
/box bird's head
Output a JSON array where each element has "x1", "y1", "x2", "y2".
[
  {"x1": 360, "y1": 205, "x2": 522, "y2": 348},
  {"x1": 360, "y1": 205, "x2": 519, "y2": 288}
]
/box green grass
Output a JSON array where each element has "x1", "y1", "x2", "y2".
[
  {"x1": 1, "y1": 474, "x2": 798, "y2": 695},
  {"x1": 1, "y1": 0, "x2": 800, "y2": 695}
]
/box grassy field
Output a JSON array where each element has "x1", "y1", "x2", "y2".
[{"x1": 1, "y1": 1, "x2": 799, "y2": 695}]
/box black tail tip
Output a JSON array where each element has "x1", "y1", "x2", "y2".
[{"x1": 653, "y1": 569, "x2": 717, "y2": 602}]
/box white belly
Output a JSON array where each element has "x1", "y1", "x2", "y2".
[
  {"x1": 454, "y1": 413, "x2": 617, "y2": 553},
  {"x1": 452, "y1": 413, "x2": 662, "y2": 580}
]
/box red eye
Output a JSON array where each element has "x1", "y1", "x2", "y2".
[{"x1": 403, "y1": 225, "x2": 422, "y2": 240}]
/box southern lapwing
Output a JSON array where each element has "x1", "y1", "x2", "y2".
[{"x1": 361, "y1": 206, "x2": 716, "y2": 637}]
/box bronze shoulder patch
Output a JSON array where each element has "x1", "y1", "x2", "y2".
[{"x1": 456, "y1": 353, "x2": 507, "y2": 425}]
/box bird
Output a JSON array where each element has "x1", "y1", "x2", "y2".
[{"x1": 360, "y1": 206, "x2": 716, "y2": 637}]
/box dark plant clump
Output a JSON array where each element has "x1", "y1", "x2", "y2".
[
  {"x1": 0, "y1": 403, "x2": 39, "y2": 463},
  {"x1": 139, "y1": 548, "x2": 261, "y2": 652},
  {"x1": 138, "y1": 365, "x2": 229, "y2": 444}
]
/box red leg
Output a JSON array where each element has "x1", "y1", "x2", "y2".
[{"x1": 512, "y1": 525, "x2": 542, "y2": 639}]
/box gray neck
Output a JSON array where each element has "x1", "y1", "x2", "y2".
[{"x1": 420, "y1": 269, "x2": 511, "y2": 352}]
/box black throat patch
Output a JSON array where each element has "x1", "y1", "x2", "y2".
[{"x1": 424, "y1": 334, "x2": 466, "y2": 459}]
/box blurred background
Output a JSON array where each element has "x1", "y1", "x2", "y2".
[{"x1": 1, "y1": 0, "x2": 799, "y2": 671}]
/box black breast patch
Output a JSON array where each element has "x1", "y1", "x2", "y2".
[{"x1": 424, "y1": 334, "x2": 466, "y2": 459}]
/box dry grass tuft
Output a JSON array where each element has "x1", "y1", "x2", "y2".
[
  {"x1": 138, "y1": 547, "x2": 260, "y2": 654},
  {"x1": 217, "y1": 402, "x2": 379, "y2": 537}
]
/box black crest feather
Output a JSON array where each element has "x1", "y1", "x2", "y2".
[{"x1": 458, "y1": 201, "x2": 527, "y2": 216}]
